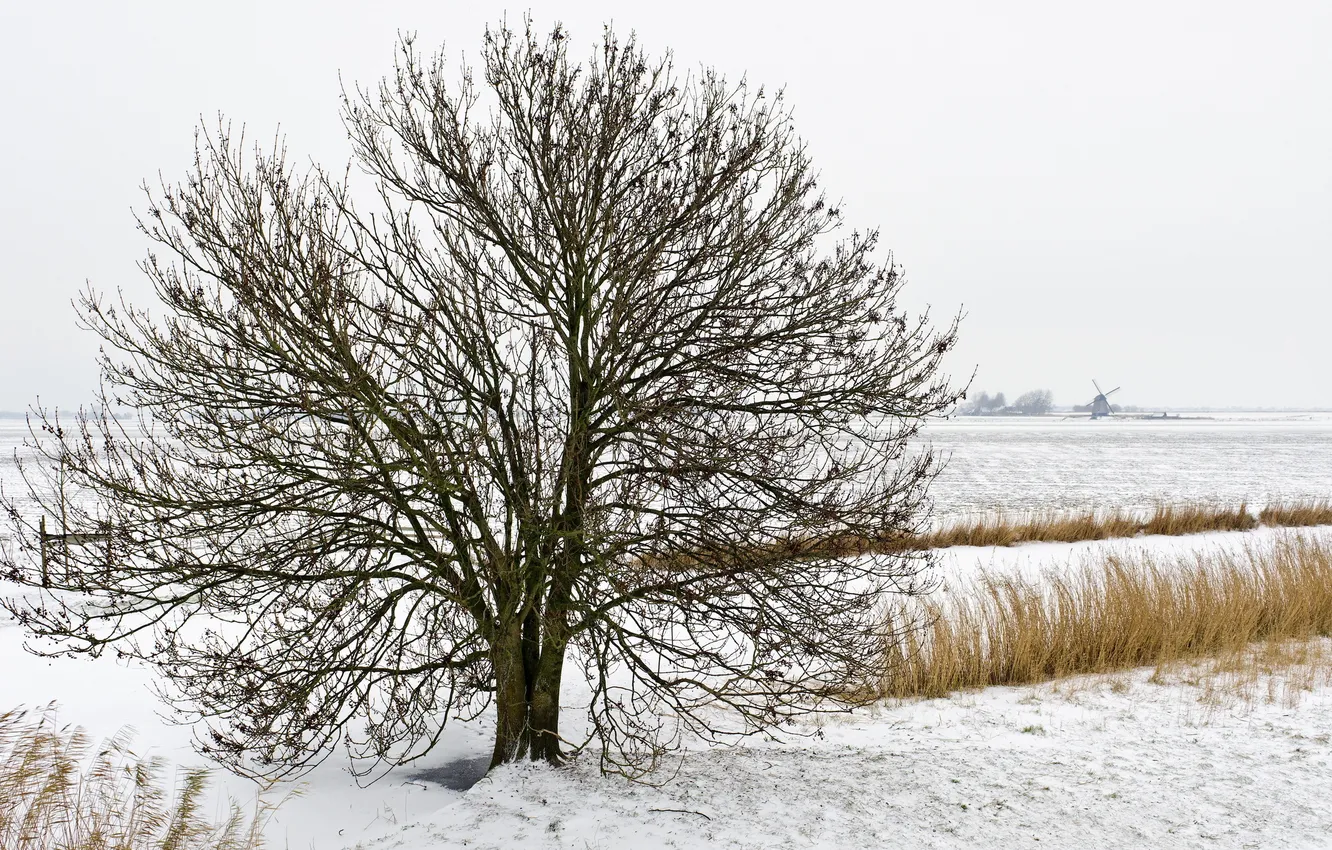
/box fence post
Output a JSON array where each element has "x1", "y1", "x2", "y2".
[{"x1": 39, "y1": 515, "x2": 49, "y2": 588}]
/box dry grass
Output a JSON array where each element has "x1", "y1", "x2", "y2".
[
  {"x1": 914, "y1": 502, "x2": 1261, "y2": 551},
  {"x1": 799, "y1": 498, "x2": 1332, "y2": 559},
  {"x1": 658, "y1": 499, "x2": 1331, "y2": 570},
  {"x1": 917, "y1": 508, "x2": 1142, "y2": 549},
  {"x1": 1140, "y1": 502, "x2": 1257, "y2": 536},
  {"x1": 872, "y1": 533, "x2": 1332, "y2": 700},
  {"x1": 0, "y1": 706, "x2": 276, "y2": 850},
  {"x1": 1259, "y1": 498, "x2": 1332, "y2": 528}
]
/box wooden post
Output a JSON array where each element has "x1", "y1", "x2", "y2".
[
  {"x1": 35, "y1": 515, "x2": 114, "y2": 586},
  {"x1": 39, "y1": 515, "x2": 49, "y2": 588}
]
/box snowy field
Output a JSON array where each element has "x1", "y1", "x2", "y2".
[
  {"x1": 362, "y1": 653, "x2": 1332, "y2": 850},
  {"x1": 924, "y1": 411, "x2": 1332, "y2": 517},
  {"x1": 8, "y1": 529, "x2": 1332, "y2": 849},
  {"x1": 3, "y1": 414, "x2": 1332, "y2": 848}
]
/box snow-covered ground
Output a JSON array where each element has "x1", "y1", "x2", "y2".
[
  {"x1": 6, "y1": 528, "x2": 1332, "y2": 849},
  {"x1": 934, "y1": 523, "x2": 1332, "y2": 586},
  {"x1": 5, "y1": 412, "x2": 1332, "y2": 522},
  {"x1": 4, "y1": 416, "x2": 1332, "y2": 848},
  {"x1": 359, "y1": 660, "x2": 1332, "y2": 850}
]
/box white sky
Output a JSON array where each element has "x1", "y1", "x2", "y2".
[{"x1": 1, "y1": 1, "x2": 1328, "y2": 411}]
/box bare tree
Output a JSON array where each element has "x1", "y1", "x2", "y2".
[
  {"x1": 961, "y1": 390, "x2": 1004, "y2": 415},
  {"x1": 1, "y1": 22, "x2": 959, "y2": 779},
  {"x1": 1012, "y1": 389, "x2": 1054, "y2": 415}
]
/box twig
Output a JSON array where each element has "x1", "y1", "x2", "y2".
[{"x1": 649, "y1": 808, "x2": 712, "y2": 821}]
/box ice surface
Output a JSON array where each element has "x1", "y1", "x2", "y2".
[
  {"x1": 5, "y1": 413, "x2": 1331, "y2": 524},
  {"x1": 921, "y1": 412, "x2": 1332, "y2": 518}
]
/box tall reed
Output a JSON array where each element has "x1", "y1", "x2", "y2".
[
  {"x1": 873, "y1": 534, "x2": 1332, "y2": 700},
  {"x1": 918, "y1": 507, "x2": 1141, "y2": 549},
  {"x1": 1259, "y1": 499, "x2": 1332, "y2": 528},
  {"x1": 0, "y1": 706, "x2": 274, "y2": 850},
  {"x1": 800, "y1": 498, "x2": 1331, "y2": 558},
  {"x1": 1140, "y1": 502, "x2": 1256, "y2": 536}
]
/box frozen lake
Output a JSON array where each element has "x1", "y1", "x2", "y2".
[
  {"x1": 921, "y1": 411, "x2": 1332, "y2": 518},
  {"x1": 4, "y1": 413, "x2": 1332, "y2": 526}
]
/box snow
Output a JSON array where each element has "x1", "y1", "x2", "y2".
[
  {"x1": 922, "y1": 412, "x2": 1332, "y2": 517},
  {"x1": 351, "y1": 658, "x2": 1332, "y2": 849},
  {"x1": 6, "y1": 412, "x2": 1332, "y2": 522},
  {"x1": 934, "y1": 524, "x2": 1332, "y2": 585},
  {"x1": 5, "y1": 416, "x2": 1332, "y2": 848},
  {"x1": 0, "y1": 611, "x2": 473, "y2": 850},
  {"x1": 9, "y1": 527, "x2": 1332, "y2": 849}
]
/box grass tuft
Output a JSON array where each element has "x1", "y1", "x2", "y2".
[
  {"x1": 1259, "y1": 499, "x2": 1332, "y2": 529},
  {"x1": 1140, "y1": 502, "x2": 1256, "y2": 536},
  {"x1": 871, "y1": 533, "x2": 1332, "y2": 700},
  {"x1": 803, "y1": 498, "x2": 1332, "y2": 559},
  {"x1": 0, "y1": 706, "x2": 276, "y2": 850},
  {"x1": 919, "y1": 508, "x2": 1141, "y2": 549}
]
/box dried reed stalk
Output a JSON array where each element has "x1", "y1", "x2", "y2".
[
  {"x1": 1140, "y1": 502, "x2": 1256, "y2": 536},
  {"x1": 1259, "y1": 499, "x2": 1332, "y2": 528},
  {"x1": 794, "y1": 497, "x2": 1332, "y2": 558},
  {"x1": 0, "y1": 706, "x2": 276, "y2": 850},
  {"x1": 873, "y1": 533, "x2": 1332, "y2": 700}
]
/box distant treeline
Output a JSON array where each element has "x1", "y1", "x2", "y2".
[{"x1": 959, "y1": 389, "x2": 1054, "y2": 416}]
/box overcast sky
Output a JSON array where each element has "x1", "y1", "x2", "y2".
[{"x1": 1, "y1": 1, "x2": 1328, "y2": 411}]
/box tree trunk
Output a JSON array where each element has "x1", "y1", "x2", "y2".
[
  {"x1": 526, "y1": 627, "x2": 566, "y2": 764},
  {"x1": 490, "y1": 621, "x2": 530, "y2": 767},
  {"x1": 488, "y1": 618, "x2": 568, "y2": 768}
]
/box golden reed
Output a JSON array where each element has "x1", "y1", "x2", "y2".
[{"x1": 872, "y1": 534, "x2": 1332, "y2": 699}]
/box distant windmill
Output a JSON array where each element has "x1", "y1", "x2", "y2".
[{"x1": 1087, "y1": 380, "x2": 1121, "y2": 419}]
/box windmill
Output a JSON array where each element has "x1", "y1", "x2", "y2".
[{"x1": 1086, "y1": 380, "x2": 1121, "y2": 419}]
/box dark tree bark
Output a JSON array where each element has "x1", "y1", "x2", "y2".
[{"x1": 1, "y1": 20, "x2": 960, "y2": 779}]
